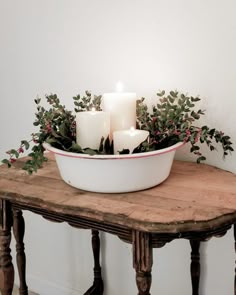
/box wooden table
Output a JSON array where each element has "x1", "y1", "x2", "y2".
[{"x1": 0, "y1": 155, "x2": 236, "y2": 295}]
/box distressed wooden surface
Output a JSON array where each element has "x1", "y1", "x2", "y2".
[{"x1": 1, "y1": 154, "x2": 236, "y2": 233}]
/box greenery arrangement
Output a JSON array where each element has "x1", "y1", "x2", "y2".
[{"x1": 2, "y1": 90, "x2": 233, "y2": 174}]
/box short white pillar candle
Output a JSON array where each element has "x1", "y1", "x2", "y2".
[
  {"x1": 113, "y1": 127, "x2": 149, "y2": 154},
  {"x1": 76, "y1": 109, "x2": 110, "y2": 150},
  {"x1": 102, "y1": 92, "x2": 137, "y2": 135}
]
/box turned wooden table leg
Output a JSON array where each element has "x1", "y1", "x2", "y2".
[
  {"x1": 190, "y1": 239, "x2": 201, "y2": 295},
  {"x1": 0, "y1": 200, "x2": 14, "y2": 295},
  {"x1": 234, "y1": 225, "x2": 236, "y2": 295},
  {"x1": 133, "y1": 231, "x2": 153, "y2": 295},
  {"x1": 84, "y1": 230, "x2": 103, "y2": 295},
  {"x1": 13, "y1": 209, "x2": 28, "y2": 295}
]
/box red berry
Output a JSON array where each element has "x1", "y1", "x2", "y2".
[{"x1": 19, "y1": 147, "x2": 24, "y2": 153}]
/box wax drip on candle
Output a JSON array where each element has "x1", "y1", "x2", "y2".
[
  {"x1": 113, "y1": 128, "x2": 150, "y2": 155},
  {"x1": 130, "y1": 126, "x2": 136, "y2": 136}
]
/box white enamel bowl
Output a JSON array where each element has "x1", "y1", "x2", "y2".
[{"x1": 43, "y1": 142, "x2": 184, "y2": 193}]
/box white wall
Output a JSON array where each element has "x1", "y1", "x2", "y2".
[{"x1": 0, "y1": 1, "x2": 236, "y2": 294}]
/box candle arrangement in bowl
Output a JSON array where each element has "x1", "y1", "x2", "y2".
[
  {"x1": 2, "y1": 89, "x2": 233, "y2": 193},
  {"x1": 43, "y1": 91, "x2": 182, "y2": 193}
]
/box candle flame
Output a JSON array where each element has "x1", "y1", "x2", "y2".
[
  {"x1": 130, "y1": 126, "x2": 135, "y2": 132},
  {"x1": 91, "y1": 107, "x2": 96, "y2": 112},
  {"x1": 116, "y1": 81, "x2": 124, "y2": 93}
]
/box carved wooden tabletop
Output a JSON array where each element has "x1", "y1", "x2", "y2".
[{"x1": 1, "y1": 154, "x2": 236, "y2": 234}]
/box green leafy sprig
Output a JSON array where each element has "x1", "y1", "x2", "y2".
[
  {"x1": 1, "y1": 90, "x2": 234, "y2": 174},
  {"x1": 136, "y1": 90, "x2": 233, "y2": 162},
  {"x1": 2, "y1": 92, "x2": 104, "y2": 174},
  {"x1": 73, "y1": 91, "x2": 102, "y2": 112}
]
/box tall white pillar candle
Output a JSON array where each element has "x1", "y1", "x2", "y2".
[
  {"x1": 102, "y1": 93, "x2": 137, "y2": 135},
  {"x1": 76, "y1": 110, "x2": 110, "y2": 150},
  {"x1": 113, "y1": 128, "x2": 149, "y2": 154}
]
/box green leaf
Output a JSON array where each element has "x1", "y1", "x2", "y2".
[
  {"x1": 34, "y1": 98, "x2": 41, "y2": 104},
  {"x1": 190, "y1": 145, "x2": 200, "y2": 152},
  {"x1": 191, "y1": 111, "x2": 200, "y2": 120},
  {"x1": 119, "y1": 149, "x2": 130, "y2": 154},
  {"x1": 70, "y1": 142, "x2": 82, "y2": 153},
  {"x1": 168, "y1": 96, "x2": 175, "y2": 104},
  {"x1": 197, "y1": 109, "x2": 205, "y2": 115},
  {"x1": 98, "y1": 137, "x2": 105, "y2": 152},
  {"x1": 105, "y1": 136, "x2": 113, "y2": 154},
  {"x1": 197, "y1": 156, "x2": 206, "y2": 163},
  {"x1": 82, "y1": 148, "x2": 98, "y2": 155},
  {"x1": 50, "y1": 129, "x2": 61, "y2": 138},
  {"x1": 10, "y1": 149, "x2": 19, "y2": 158},
  {"x1": 45, "y1": 137, "x2": 59, "y2": 145},
  {"x1": 1, "y1": 159, "x2": 11, "y2": 168},
  {"x1": 21, "y1": 140, "x2": 30, "y2": 150},
  {"x1": 186, "y1": 100, "x2": 194, "y2": 108},
  {"x1": 227, "y1": 146, "x2": 234, "y2": 152},
  {"x1": 59, "y1": 122, "x2": 69, "y2": 137},
  {"x1": 170, "y1": 91, "x2": 177, "y2": 98},
  {"x1": 190, "y1": 96, "x2": 201, "y2": 102},
  {"x1": 85, "y1": 90, "x2": 91, "y2": 97},
  {"x1": 209, "y1": 128, "x2": 215, "y2": 136},
  {"x1": 157, "y1": 90, "x2": 165, "y2": 97},
  {"x1": 73, "y1": 95, "x2": 80, "y2": 100},
  {"x1": 201, "y1": 126, "x2": 208, "y2": 131},
  {"x1": 223, "y1": 135, "x2": 230, "y2": 141}
]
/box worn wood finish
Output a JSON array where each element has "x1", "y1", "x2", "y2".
[
  {"x1": 84, "y1": 230, "x2": 104, "y2": 295},
  {"x1": 10, "y1": 202, "x2": 232, "y2": 246},
  {"x1": 133, "y1": 231, "x2": 153, "y2": 295},
  {"x1": 190, "y1": 240, "x2": 201, "y2": 295},
  {"x1": 1, "y1": 157, "x2": 236, "y2": 234},
  {"x1": 1, "y1": 156, "x2": 236, "y2": 294},
  {"x1": 0, "y1": 200, "x2": 14, "y2": 295},
  {"x1": 12, "y1": 209, "x2": 28, "y2": 295}
]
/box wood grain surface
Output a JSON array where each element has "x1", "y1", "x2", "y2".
[{"x1": 1, "y1": 154, "x2": 236, "y2": 233}]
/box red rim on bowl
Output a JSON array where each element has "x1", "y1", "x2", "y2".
[{"x1": 43, "y1": 142, "x2": 184, "y2": 160}]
